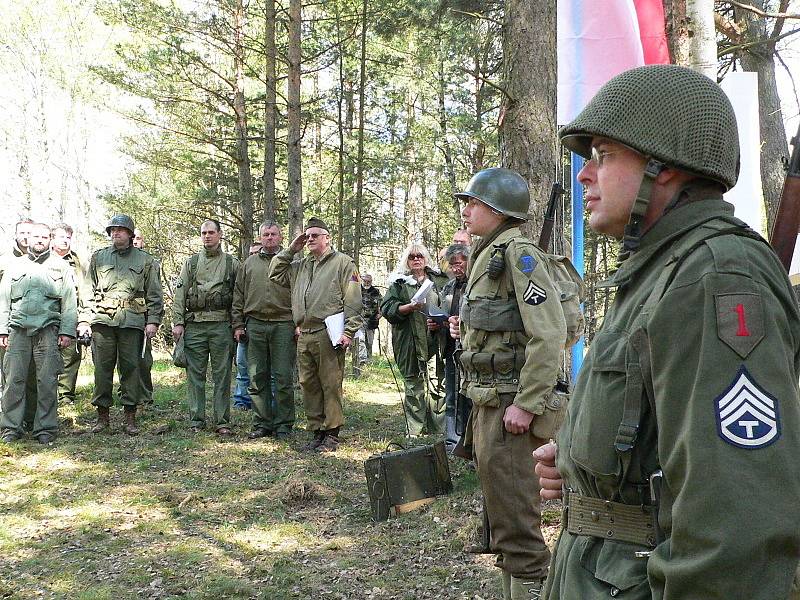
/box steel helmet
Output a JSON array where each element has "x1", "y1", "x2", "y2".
[
  {"x1": 455, "y1": 167, "x2": 531, "y2": 221},
  {"x1": 106, "y1": 214, "x2": 135, "y2": 236}
]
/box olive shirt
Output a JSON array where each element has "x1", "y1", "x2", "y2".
[
  {"x1": 79, "y1": 245, "x2": 163, "y2": 329},
  {"x1": 545, "y1": 195, "x2": 800, "y2": 600},
  {"x1": 231, "y1": 248, "x2": 292, "y2": 328},
  {"x1": 173, "y1": 248, "x2": 240, "y2": 325},
  {"x1": 0, "y1": 252, "x2": 77, "y2": 337},
  {"x1": 458, "y1": 227, "x2": 566, "y2": 416},
  {"x1": 269, "y1": 246, "x2": 363, "y2": 338}
]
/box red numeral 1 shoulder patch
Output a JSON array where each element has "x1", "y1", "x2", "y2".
[{"x1": 715, "y1": 293, "x2": 764, "y2": 358}]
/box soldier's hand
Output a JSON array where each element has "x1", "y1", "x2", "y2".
[
  {"x1": 234, "y1": 328, "x2": 245, "y2": 342},
  {"x1": 294, "y1": 326, "x2": 301, "y2": 340},
  {"x1": 426, "y1": 318, "x2": 440, "y2": 331},
  {"x1": 145, "y1": 324, "x2": 158, "y2": 339},
  {"x1": 448, "y1": 315, "x2": 460, "y2": 340},
  {"x1": 58, "y1": 335, "x2": 72, "y2": 349},
  {"x1": 289, "y1": 233, "x2": 308, "y2": 253},
  {"x1": 534, "y1": 442, "x2": 563, "y2": 500},
  {"x1": 77, "y1": 322, "x2": 91, "y2": 337},
  {"x1": 172, "y1": 324, "x2": 185, "y2": 342},
  {"x1": 0, "y1": 335, "x2": 7, "y2": 348},
  {"x1": 337, "y1": 334, "x2": 352, "y2": 349},
  {"x1": 503, "y1": 404, "x2": 534, "y2": 434}
]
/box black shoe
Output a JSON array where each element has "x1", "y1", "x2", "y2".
[
  {"x1": 36, "y1": 433, "x2": 55, "y2": 445},
  {"x1": 1, "y1": 432, "x2": 20, "y2": 443},
  {"x1": 314, "y1": 434, "x2": 340, "y2": 453},
  {"x1": 303, "y1": 431, "x2": 326, "y2": 451},
  {"x1": 248, "y1": 427, "x2": 273, "y2": 439},
  {"x1": 275, "y1": 431, "x2": 291, "y2": 441}
]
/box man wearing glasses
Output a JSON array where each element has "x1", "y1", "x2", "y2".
[
  {"x1": 536, "y1": 65, "x2": 800, "y2": 599},
  {"x1": 269, "y1": 217, "x2": 362, "y2": 452}
]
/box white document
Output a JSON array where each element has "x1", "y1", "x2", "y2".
[
  {"x1": 324, "y1": 312, "x2": 345, "y2": 346},
  {"x1": 410, "y1": 279, "x2": 434, "y2": 304}
]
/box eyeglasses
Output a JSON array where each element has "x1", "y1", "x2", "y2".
[
  {"x1": 590, "y1": 146, "x2": 623, "y2": 166},
  {"x1": 306, "y1": 233, "x2": 328, "y2": 239},
  {"x1": 408, "y1": 254, "x2": 424, "y2": 260}
]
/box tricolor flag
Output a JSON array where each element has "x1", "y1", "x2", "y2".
[{"x1": 557, "y1": 0, "x2": 670, "y2": 125}]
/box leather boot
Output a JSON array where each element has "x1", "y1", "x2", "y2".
[
  {"x1": 510, "y1": 575, "x2": 543, "y2": 600},
  {"x1": 122, "y1": 407, "x2": 140, "y2": 436},
  {"x1": 91, "y1": 407, "x2": 110, "y2": 433}
]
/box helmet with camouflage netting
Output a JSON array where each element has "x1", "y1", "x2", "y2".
[
  {"x1": 559, "y1": 64, "x2": 740, "y2": 190},
  {"x1": 454, "y1": 167, "x2": 531, "y2": 220},
  {"x1": 106, "y1": 214, "x2": 135, "y2": 236}
]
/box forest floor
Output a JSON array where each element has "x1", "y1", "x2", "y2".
[{"x1": 0, "y1": 356, "x2": 561, "y2": 600}]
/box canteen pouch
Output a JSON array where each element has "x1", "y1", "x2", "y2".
[{"x1": 364, "y1": 441, "x2": 453, "y2": 522}]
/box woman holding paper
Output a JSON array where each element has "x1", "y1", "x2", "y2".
[{"x1": 380, "y1": 243, "x2": 449, "y2": 437}]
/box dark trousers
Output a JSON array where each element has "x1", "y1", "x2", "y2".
[{"x1": 91, "y1": 325, "x2": 144, "y2": 409}]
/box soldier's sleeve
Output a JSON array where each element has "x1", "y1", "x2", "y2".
[
  {"x1": 172, "y1": 259, "x2": 189, "y2": 327},
  {"x1": 73, "y1": 255, "x2": 91, "y2": 307},
  {"x1": 269, "y1": 248, "x2": 296, "y2": 288},
  {"x1": 231, "y1": 260, "x2": 246, "y2": 330},
  {"x1": 145, "y1": 257, "x2": 164, "y2": 326},
  {"x1": 508, "y1": 242, "x2": 566, "y2": 415},
  {"x1": 78, "y1": 251, "x2": 98, "y2": 324},
  {"x1": 0, "y1": 270, "x2": 11, "y2": 336},
  {"x1": 341, "y1": 259, "x2": 363, "y2": 339},
  {"x1": 380, "y1": 283, "x2": 408, "y2": 326},
  {"x1": 646, "y1": 239, "x2": 800, "y2": 600},
  {"x1": 59, "y1": 267, "x2": 78, "y2": 338}
]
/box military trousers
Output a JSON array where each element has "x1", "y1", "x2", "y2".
[
  {"x1": 444, "y1": 354, "x2": 471, "y2": 451},
  {"x1": 140, "y1": 338, "x2": 153, "y2": 403},
  {"x1": 91, "y1": 324, "x2": 144, "y2": 409},
  {"x1": 400, "y1": 357, "x2": 445, "y2": 437},
  {"x1": 1, "y1": 325, "x2": 62, "y2": 437},
  {"x1": 472, "y1": 393, "x2": 550, "y2": 580},
  {"x1": 0, "y1": 347, "x2": 36, "y2": 425},
  {"x1": 183, "y1": 320, "x2": 233, "y2": 429},
  {"x1": 296, "y1": 328, "x2": 345, "y2": 432},
  {"x1": 58, "y1": 342, "x2": 81, "y2": 404},
  {"x1": 246, "y1": 318, "x2": 295, "y2": 433}
]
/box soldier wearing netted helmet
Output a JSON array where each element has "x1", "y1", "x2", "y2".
[
  {"x1": 449, "y1": 167, "x2": 567, "y2": 600},
  {"x1": 535, "y1": 65, "x2": 800, "y2": 599}
]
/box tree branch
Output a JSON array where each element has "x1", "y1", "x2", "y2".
[{"x1": 719, "y1": 0, "x2": 800, "y2": 19}]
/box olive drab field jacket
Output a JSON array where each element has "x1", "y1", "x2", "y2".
[
  {"x1": 231, "y1": 248, "x2": 292, "y2": 328},
  {"x1": 173, "y1": 248, "x2": 240, "y2": 326},
  {"x1": 0, "y1": 252, "x2": 77, "y2": 337},
  {"x1": 80, "y1": 245, "x2": 163, "y2": 330},
  {"x1": 545, "y1": 193, "x2": 800, "y2": 600},
  {"x1": 458, "y1": 226, "x2": 566, "y2": 419},
  {"x1": 269, "y1": 246, "x2": 363, "y2": 338}
]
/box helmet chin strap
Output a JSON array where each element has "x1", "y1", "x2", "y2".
[{"x1": 618, "y1": 158, "x2": 666, "y2": 263}]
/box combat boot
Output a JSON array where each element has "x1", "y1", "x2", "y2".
[
  {"x1": 122, "y1": 407, "x2": 140, "y2": 436},
  {"x1": 510, "y1": 576, "x2": 543, "y2": 600},
  {"x1": 92, "y1": 407, "x2": 110, "y2": 433}
]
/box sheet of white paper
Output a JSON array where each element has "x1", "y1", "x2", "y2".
[
  {"x1": 324, "y1": 312, "x2": 345, "y2": 346},
  {"x1": 410, "y1": 279, "x2": 434, "y2": 304}
]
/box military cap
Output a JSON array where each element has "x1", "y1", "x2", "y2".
[{"x1": 304, "y1": 217, "x2": 330, "y2": 233}]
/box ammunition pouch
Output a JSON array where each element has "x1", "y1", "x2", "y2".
[
  {"x1": 532, "y1": 387, "x2": 569, "y2": 440},
  {"x1": 461, "y1": 297, "x2": 524, "y2": 332},
  {"x1": 459, "y1": 349, "x2": 525, "y2": 387},
  {"x1": 187, "y1": 290, "x2": 233, "y2": 313}
]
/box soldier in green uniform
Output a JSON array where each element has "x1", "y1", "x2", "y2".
[
  {"x1": 534, "y1": 65, "x2": 800, "y2": 600},
  {"x1": 269, "y1": 217, "x2": 363, "y2": 452},
  {"x1": 232, "y1": 221, "x2": 295, "y2": 439},
  {"x1": 0, "y1": 223, "x2": 77, "y2": 444},
  {"x1": 51, "y1": 223, "x2": 88, "y2": 405},
  {"x1": 381, "y1": 244, "x2": 449, "y2": 437},
  {"x1": 78, "y1": 215, "x2": 163, "y2": 436},
  {"x1": 172, "y1": 219, "x2": 240, "y2": 436},
  {"x1": 448, "y1": 168, "x2": 567, "y2": 600},
  {"x1": 132, "y1": 228, "x2": 157, "y2": 404}
]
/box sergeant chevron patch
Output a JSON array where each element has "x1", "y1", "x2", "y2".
[
  {"x1": 523, "y1": 281, "x2": 547, "y2": 305},
  {"x1": 715, "y1": 366, "x2": 780, "y2": 449}
]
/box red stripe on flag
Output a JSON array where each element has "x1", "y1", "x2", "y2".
[{"x1": 633, "y1": 0, "x2": 671, "y2": 64}]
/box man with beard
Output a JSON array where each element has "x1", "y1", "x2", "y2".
[
  {"x1": 0, "y1": 223, "x2": 77, "y2": 444},
  {"x1": 78, "y1": 215, "x2": 163, "y2": 435}
]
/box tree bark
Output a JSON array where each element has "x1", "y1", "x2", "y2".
[
  {"x1": 499, "y1": 0, "x2": 557, "y2": 236},
  {"x1": 286, "y1": 0, "x2": 303, "y2": 237},
  {"x1": 437, "y1": 40, "x2": 458, "y2": 222},
  {"x1": 262, "y1": 0, "x2": 277, "y2": 223},
  {"x1": 233, "y1": 0, "x2": 254, "y2": 254},
  {"x1": 352, "y1": 0, "x2": 368, "y2": 270}
]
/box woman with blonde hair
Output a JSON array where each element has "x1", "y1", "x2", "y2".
[{"x1": 381, "y1": 243, "x2": 450, "y2": 436}]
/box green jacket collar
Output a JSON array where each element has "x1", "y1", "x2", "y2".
[{"x1": 204, "y1": 245, "x2": 222, "y2": 258}]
